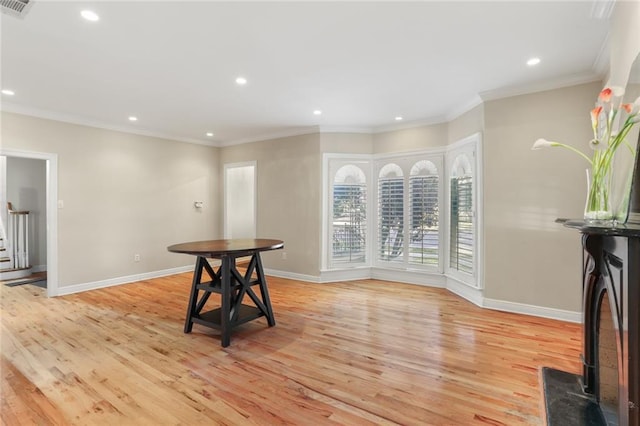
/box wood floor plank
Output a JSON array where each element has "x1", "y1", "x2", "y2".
[
  {"x1": 1, "y1": 273, "x2": 582, "y2": 425},
  {"x1": 1, "y1": 355, "x2": 68, "y2": 425}
]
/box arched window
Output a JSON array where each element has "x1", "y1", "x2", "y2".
[
  {"x1": 409, "y1": 160, "x2": 439, "y2": 265},
  {"x1": 332, "y1": 165, "x2": 367, "y2": 265},
  {"x1": 378, "y1": 163, "x2": 404, "y2": 262},
  {"x1": 449, "y1": 154, "x2": 474, "y2": 274}
]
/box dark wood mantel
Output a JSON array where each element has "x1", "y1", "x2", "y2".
[{"x1": 563, "y1": 220, "x2": 640, "y2": 426}]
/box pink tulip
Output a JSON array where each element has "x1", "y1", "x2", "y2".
[
  {"x1": 598, "y1": 86, "x2": 625, "y2": 103},
  {"x1": 590, "y1": 106, "x2": 602, "y2": 127},
  {"x1": 599, "y1": 88, "x2": 612, "y2": 102}
]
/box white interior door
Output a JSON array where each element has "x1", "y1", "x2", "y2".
[{"x1": 224, "y1": 162, "x2": 257, "y2": 239}]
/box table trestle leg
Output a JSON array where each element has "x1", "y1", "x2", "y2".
[
  {"x1": 184, "y1": 252, "x2": 276, "y2": 347},
  {"x1": 220, "y1": 255, "x2": 232, "y2": 347},
  {"x1": 184, "y1": 256, "x2": 206, "y2": 333},
  {"x1": 255, "y1": 253, "x2": 276, "y2": 326}
]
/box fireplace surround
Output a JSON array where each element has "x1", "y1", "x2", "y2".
[
  {"x1": 553, "y1": 128, "x2": 640, "y2": 425},
  {"x1": 562, "y1": 221, "x2": 640, "y2": 425}
]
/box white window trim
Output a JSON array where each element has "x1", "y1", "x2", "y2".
[
  {"x1": 321, "y1": 133, "x2": 483, "y2": 292},
  {"x1": 372, "y1": 153, "x2": 444, "y2": 273},
  {"x1": 328, "y1": 160, "x2": 371, "y2": 269},
  {"x1": 321, "y1": 154, "x2": 372, "y2": 271},
  {"x1": 445, "y1": 132, "x2": 483, "y2": 290}
]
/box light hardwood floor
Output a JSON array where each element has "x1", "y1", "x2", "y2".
[{"x1": 1, "y1": 273, "x2": 582, "y2": 425}]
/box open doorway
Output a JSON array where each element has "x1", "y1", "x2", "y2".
[
  {"x1": 0, "y1": 149, "x2": 58, "y2": 296},
  {"x1": 224, "y1": 161, "x2": 257, "y2": 239}
]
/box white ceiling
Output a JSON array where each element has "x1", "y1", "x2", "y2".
[{"x1": 0, "y1": 1, "x2": 611, "y2": 146}]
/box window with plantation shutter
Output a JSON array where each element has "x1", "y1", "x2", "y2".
[
  {"x1": 378, "y1": 163, "x2": 404, "y2": 263},
  {"x1": 331, "y1": 165, "x2": 367, "y2": 265},
  {"x1": 409, "y1": 160, "x2": 439, "y2": 266},
  {"x1": 324, "y1": 135, "x2": 480, "y2": 288},
  {"x1": 449, "y1": 154, "x2": 474, "y2": 275}
]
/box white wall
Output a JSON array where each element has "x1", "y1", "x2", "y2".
[
  {"x1": 1, "y1": 112, "x2": 220, "y2": 288},
  {"x1": 6, "y1": 157, "x2": 47, "y2": 270},
  {"x1": 483, "y1": 82, "x2": 601, "y2": 312},
  {"x1": 373, "y1": 122, "x2": 448, "y2": 154},
  {"x1": 608, "y1": 1, "x2": 640, "y2": 88},
  {"x1": 220, "y1": 133, "x2": 322, "y2": 276}
]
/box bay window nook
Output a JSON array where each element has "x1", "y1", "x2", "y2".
[{"x1": 322, "y1": 133, "x2": 481, "y2": 290}]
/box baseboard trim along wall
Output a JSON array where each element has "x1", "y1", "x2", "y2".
[
  {"x1": 482, "y1": 297, "x2": 581, "y2": 323},
  {"x1": 263, "y1": 268, "x2": 322, "y2": 283},
  {"x1": 318, "y1": 267, "x2": 372, "y2": 283},
  {"x1": 33, "y1": 264, "x2": 47, "y2": 273},
  {"x1": 57, "y1": 265, "x2": 581, "y2": 323},
  {"x1": 372, "y1": 267, "x2": 446, "y2": 288},
  {"x1": 445, "y1": 276, "x2": 484, "y2": 307},
  {"x1": 55, "y1": 265, "x2": 194, "y2": 296},
  {"x1": 297, "y1": 267, "x2": 581, "y2": 323}
]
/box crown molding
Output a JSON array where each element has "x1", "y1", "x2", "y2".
[
  {"x1": 444, "y1": 94, "x2": 484, "y2": 122},
  {"x1": 372, "y1": 115, "x2": 447, "y2": 134},
  {"x1": 318, "y1": 126, "x2": 372, "y2": 134},
  {"x1": 0, "y1": 102, "x2": 218, "y2": 147},
  {"x1": 217, "y1": 126, "x2": 319, "y2": 147},
  {"x1": 2, "y1": 69, "x2": 612, "y2": 149},
  {"x1": 478, "y1": 71, "x2": 604, "y2": 102}
]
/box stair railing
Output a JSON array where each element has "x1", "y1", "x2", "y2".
[{"x1": 7, "y1": 202, "x2": 30, "y2": 269}]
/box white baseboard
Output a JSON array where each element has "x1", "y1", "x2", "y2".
[
  {"x1": 445, "y1": 276, "x2": 484, "y2": 306},
  {"x1": 32, "y1": 264, "x2": 47, "y2": 273},
  {"x1": 371, "y1": 267, "x2": 446, "y2": 288},
  {"x1": 319, "y1": 267, "x2": 371, "y2": 283},
  {"x1": 56, "y1": 265, "x2": 194, "y2": 296},
  {"x1": 53, "y1": 264, "x2": 582, "y2": 324},
  {"x1": 482, "y1": 297, "x2": 582, "y2": 323},
  {"x1": 263, "y1": 268, "x2": 321, "y2": 283}
]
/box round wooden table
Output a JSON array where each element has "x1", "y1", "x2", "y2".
[{"x1": 168, "y1": 239, "x2": 284, "y2": 347}]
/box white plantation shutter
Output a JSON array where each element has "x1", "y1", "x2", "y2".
[
  {"x1": 377, "y1": 163, "x2": 404, "y2": 263},
  {"x1": 449, "y1": 154, "x2": 474, "y2": 275},
  {"x1": 409, "y1": 160, "x2": 439, "y2": 266},
  {"x1": 324, "y1": 137, "x2": 481, "y2": 288},
  {"x1": 331, "y1": 165, "x2": 367, "y2": 265}
]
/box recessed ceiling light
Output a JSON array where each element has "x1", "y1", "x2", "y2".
[
  {"x1": 395, "y1": 116, "x2": 403, "y2": 121},
  {"x1": 527, "y1": 57, "x2": 541, "y2": 66},
  {"x1": 206, "y1": 132, "x2": 214, "y2": 137},
  {"x1": 81, "y1": 10, "x2": 100, "y2": 22},
  {"x1": 128, "y1": 116, "x2": 138, "y2": 122},
  {"x1": 1, "y1": 89, "x2": 15, "y2": 96},
  {"x1": 235, "y1": 77, "x2": 247, "y2": 85},
  {"x1": 313, "y1": 110, "x2": 322, "y2": 116}
]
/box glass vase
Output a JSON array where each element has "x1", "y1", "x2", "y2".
[{"x1": 584, "y1": 168, "x2": 614, "y2": 226}]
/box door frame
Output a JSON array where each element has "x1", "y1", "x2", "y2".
[
  {"x1": 223, "y1": 161, "x2": 257, "y2": 239},
  {"x1": 1, "y1": 148, "x2": 59, "y2": 297}
]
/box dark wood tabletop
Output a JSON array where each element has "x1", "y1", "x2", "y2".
[{"x1": 167, "y1": 238, "x2": 284, "y2": 257}]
